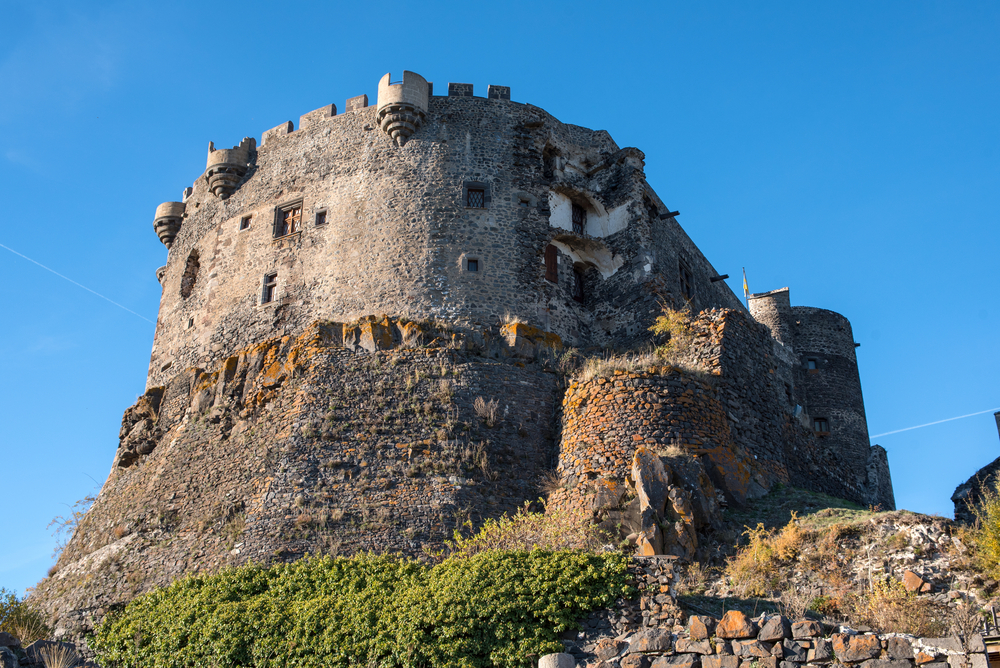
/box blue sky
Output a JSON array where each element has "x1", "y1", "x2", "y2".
[{"x1": 1, "y1": 1, "x2": 998, "y2": 596}]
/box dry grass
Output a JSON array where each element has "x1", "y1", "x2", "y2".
[
  {"x1": 501, "y1": 310, "x2": 526, "y2": 326},
  {"x1": 39, "y1": 644, "x2": 79, "y2": 668},
  {"x1": 576, "y1": 352, "x2": 661, "y2": 383},
  {"x1": 473, "y1": 396, "x2": 500, "y2": 427},
  {"x1": 845, "y1": 577, "x2": 945, "y2": 636},
  {"x1": 446, "y1": 501, "x2": 607, "y2": 557},
  {"x1": 725, "y1": 514, "x2": 805, "y2": 597},
  {"x1": 538, "y1": 470, "x2": 566, "y2": 496}
]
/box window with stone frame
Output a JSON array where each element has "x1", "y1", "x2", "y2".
[
  {"x1": 467, "y1": 258, "x2": 479, "y2": 272},
  {"x1": 813, "y1": 417, "x2": 829, "y2": 435},
  {"x1": 463, "y1": 181, "x2": 490, "y2": 209},
  {"x1": 572, "y1": 203, "x2": 586, "y2": 235},
  {"x1": 261, "y1": 272, "x2": 278, "y2": 304},
  {"x1": 239, "y1": 215, "x2": 252, "y2": 230},
  {"x1": 544, "y1": 244, "x2": 558, "y2": 283},
  {"x1": 315, "y1": 210, "x2": 327, "y2": 226},
  {"x1": 274, "y1": 202, "x2": 302, "y2": 238},
  {"x1": 806, "y1": 358, "x2": 819, "y2": 372}
]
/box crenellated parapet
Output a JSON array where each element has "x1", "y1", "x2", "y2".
[
  {"x1": 152, "y1": 201, "x2": 186, "y2": 248},
  {"x1": 204, "y1": 137, "x2": 256, "y2": 199},
  {"x1": 376, "y1": 71, "x2": 430, "y2": 146}
]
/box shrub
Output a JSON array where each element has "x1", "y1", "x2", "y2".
[
  {"x1": 725, "y1": 514, "x2": 804, "y2": 598},
  {"x1": 447, "y1": 502, "x2": 606, "y2": 557},
  {"x1": 845, "y1": 577, "x2": 945, "y2": 636},
  {"x1": 93, "y1": 550, "x2": 632, "y2": 668},
  {"x1": 0, "y1": 587, "x2": 50, "y2": 644},
  {"x1": 648, "y1": 304, "x2": 694, "y2": 359},
  {"x1": 971, "y1": 477, "x2": 1000, "y2": 579}
]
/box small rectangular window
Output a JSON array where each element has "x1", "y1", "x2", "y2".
[
  {"x1": 187, "y1": 317, "x2": 194, "y2": 329},
  {"x1": 467, "y1": 189, "x2": 485, "y2": 209},
  {"x1": 679, "y1": 262, "x2": 694, "y2": 301},
  {"x1": 572, "y1": 203, "x2": 586, "y2": 235},
  {"x1": 467, "y1": 259, "x2": 479, "y2": 272},
  {"x1": 315, "y1": 210, "x2": 327, "y2": 226},
  {"x1": 544, "y1": 244, "x2": 558, "y2": 283},
  {"x1": 262, "y1": 272, "x2": 277, "y2": 304},
  {"x1": 572, "y1": 267, "x2": 585, "y2": 302},
  {"x1": 806, "y1": 358, "x2": 818, "y2": 370},
  {"x1": 239, "y1": 215, "x2": 252, "y2": 230},
  {"x1": 813, "y1": 418, "x2": 829, "y2": 434}
]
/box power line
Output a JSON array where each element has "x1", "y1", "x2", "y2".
[
  {"x1": 0, "y1": 242, "x2": 154, "y2": 324},
  {"x1": 870, "y1": 407, "x2": 1000, "y2": 439}
]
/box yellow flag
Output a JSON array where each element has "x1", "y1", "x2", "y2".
[{"x1": 742, "y1": 268, "x2": 749, "y2": 298}]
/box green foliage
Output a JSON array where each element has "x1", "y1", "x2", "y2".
[
  {"x1": 93, "y1": 550, "x2": 632, "y2": 668},
  {"x1": 971, "y1": 477, "x2": 1000, "y2": 580},
  {"x1": 0, "y1": 587, "x2": 50, "y2": 644}
]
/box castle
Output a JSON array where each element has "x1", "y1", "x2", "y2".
[{"x1": 33, "y1": 71, "x2": 893, "y2": 636}]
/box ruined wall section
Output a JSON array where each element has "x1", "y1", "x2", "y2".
[
  {"x1": 34, "y1": 320, "x2": 561, "y2": 628},
  {"x1": 556, "y1": 308, "x2": 894, "y2": 512}
]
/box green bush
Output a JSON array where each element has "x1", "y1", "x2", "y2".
[
  {"x1": 93, "y1": 550, "x2": 632, "y2": 668},
  {"x1": 971, "y1": 477, "x2": 1000, "y2": 580}
]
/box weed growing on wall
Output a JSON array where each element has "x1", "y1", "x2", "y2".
[
  {"x1": 971, "y1": 478, "x2": 1000, "y2": 580},
  {"x1": 648, "y1": 304, "x2": 694, "y2": 359},
  {"x1": 92, "y1": 550, "x2": 632, "y2": 668}
]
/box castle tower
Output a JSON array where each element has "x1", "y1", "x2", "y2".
[
  {"x1": 376, "y1": 71, "x2": 430, "y2": 146},
  {"x1": 204, "y1": 137, "x2": 255, "y2": 199},
  {"x1": 747, "y1": 287, "x2": 794, "y2": 348}
]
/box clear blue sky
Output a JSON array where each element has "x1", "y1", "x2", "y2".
[{"x1": 2, "y1": 1, "x2": 998, "y2": 596}]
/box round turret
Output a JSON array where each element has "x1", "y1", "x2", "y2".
[
  {"x1": 748, "y1": 287, "x2": 793, "y2": 347},
  {"x1": 376, "y1": 71, "x2": 429, "y2": 146},
  {"x1": 152, "y1": 201, "x2": 186, "y2": 248},
  {"x1": 204, "y1": 137, "x2": 256, "y2": 198}
]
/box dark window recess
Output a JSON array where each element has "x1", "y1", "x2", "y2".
[
  {"x1": 679, "y1": 263, "x2": 694, "y2": 300},
  {"x1": 262, "y1": 272, "x2": 277, "y2": 304},
  {"x1": 544, "y1": 244, "x2": 558, "y2": 282},
  {"x1": 467, "y1": 259, "x2": 479, "y2": 272},
  {"x1": 239, "y1": 215, "x2": 252, "y2": 230},
  {"x1": 784, "y1": 383, "x2": 792, "y2": 403},
  {"x1": 180, "y1": 250, "x2": 199, "y2": 299},
  {"x1": 275, "y1": 205, "x2": 301, "y2": 237},
  {"x1": 572, "y1": 203, "x2": 586, "y2": 235},
  {"x1": 315, "y1": 211, "x2": 327, "y2": 226},
  {"x1": 187, "y1": 317, "x2": 194, "y2": 329},
  {"x1": 467, "y1": 189, "x2": 485, "y2": 209},
  {"x1": 572, "y1": 267, "x2": 585, "y2": 302},
  {"x1": 813, "y1": 418, "x2": 829, "y2": 434},
  {"x1": 806, "y1": 358, "x2": 818, "y2": 370}
]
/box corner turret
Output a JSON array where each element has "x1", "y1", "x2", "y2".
[
  {"x1": 376, "y1": 71, "x2": 430, "y2": 146},
  {"x1": 152, "y1": 201, "x2": 185, "y2": 248},
  {"x1": 204, "y1": 137, "x2": 256, "y2": 199}
]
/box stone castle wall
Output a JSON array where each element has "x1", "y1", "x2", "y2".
[
  {"x1": 148, "y1": 80, "x2": 741, "y2": 390},
  {"x1": 557, "y1": 308, "x2": 894, "y2": 510}
]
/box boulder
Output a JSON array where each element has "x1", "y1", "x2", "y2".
[
  {"x1": 595, "y1": 638, "x2": 628, "y2": 661},
  {"x1": 914, "y1": 651, "x2": 938, "y2": 665},
  {"x1": 717, "y1": 611, "x2": 758, "y2": 639},
  {"x1": 652, "y1": 655, "x2": 700, "y2": 668},
  {"x1": 689, "y1": 615, "x2": 717, "y2": 641},
  {"x1": 734, "y1": 640, "x2": 773, "y2": 658},
  {"x1": 808, "y1": 638, "x2": 834, "y2": 663},
  {"x1": 676, "y1": 639, "x2": 713, "y2": 655},
  {"x1": 703, "y1": 657, "x2": 739, "y2": 668},
  {"x1": 629, "y1": 629, "x2": 672, "y2": 653},
  {"x1": 790, "y1": 620, "x2": 822, "y2": 639},
  {"x1": 902, "y1": 570, "x2": 926, "y2": 593},
  {"x1": 0, "y1": 634, "x2": 18, "y2": 650},
  {"x1": 887, "y1": 637, "x2": 913, "y2": 660},
  {"x1": 831, "y1": 634, "x2": 881, "y2": 663},
  {"x1": 539, "y1": 653, "x2": 577, "y2": 668},
  {"x1": 633, "y1": 447, "x2": 671, "y2": 516},
  {"x1": 622, "y1": 655, "x2": 652, "y2": 668},
  {"x1": 780, "y1": 639, "x2": 807, "y2": 663},
  {"x1": 758, "y1": 615, "x2": 791, "y2": 642}
]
